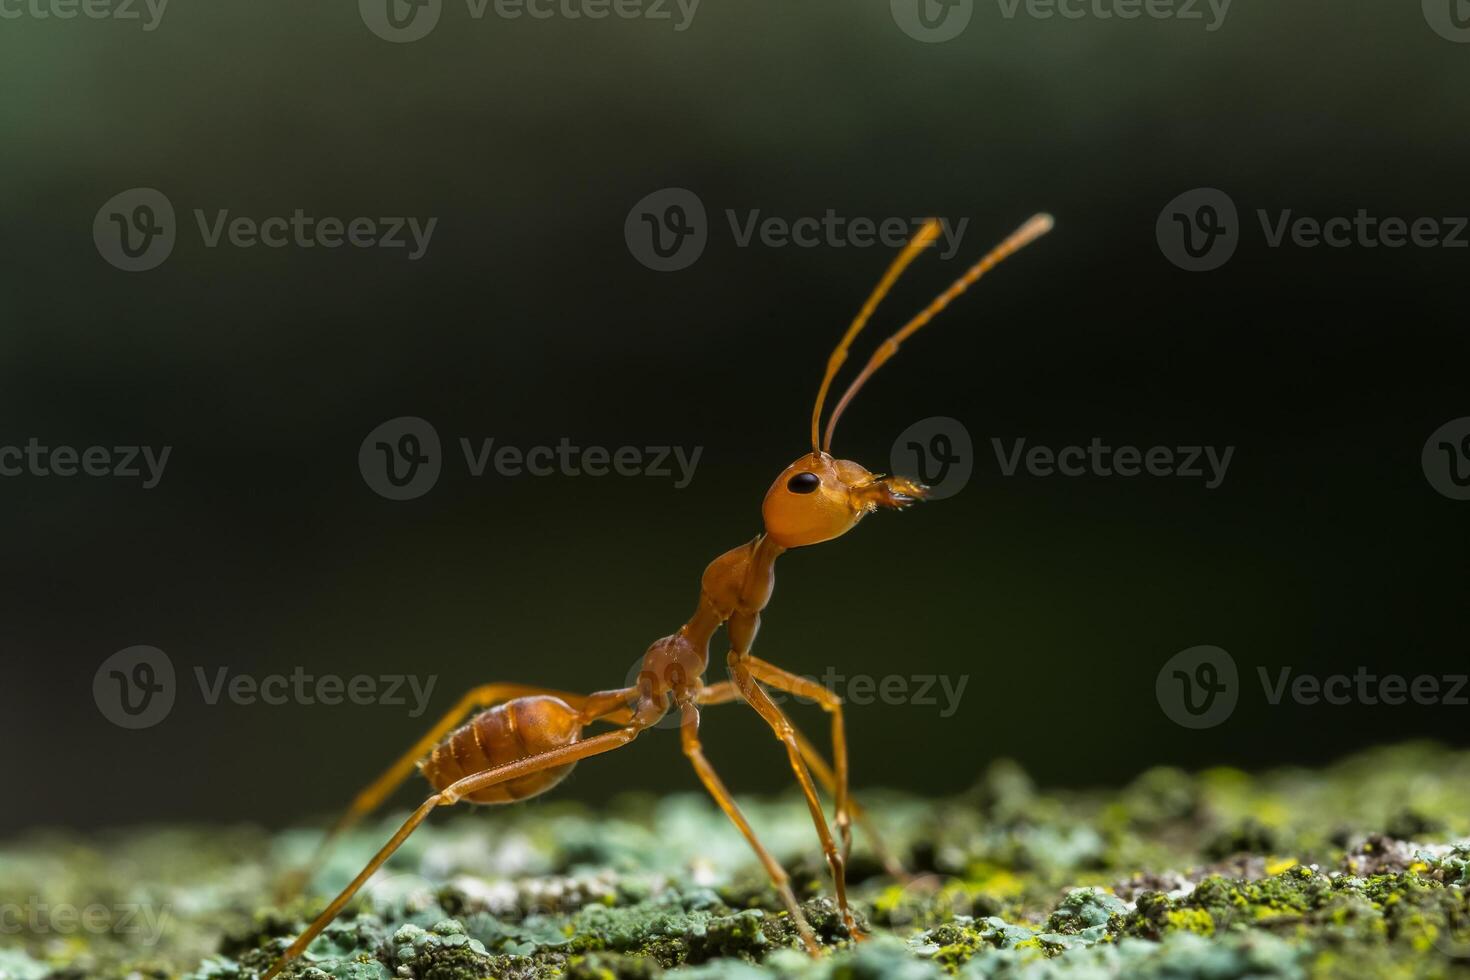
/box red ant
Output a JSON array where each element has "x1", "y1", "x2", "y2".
[{"x1": 262, "y1": 213, "x2": 1054, "y2": 978}]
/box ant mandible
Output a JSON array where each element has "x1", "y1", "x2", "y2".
[{"x1": 262, "y1": 212, "x2": 1054, "y2": 978}]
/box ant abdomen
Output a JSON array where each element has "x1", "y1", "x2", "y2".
[{"x1": 419, "y1": 696, "x2": 584, "y2": 804}]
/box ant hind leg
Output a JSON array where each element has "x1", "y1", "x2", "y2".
[{"x1": 262, "y1": 725, "x2": 641, "y2": 980}]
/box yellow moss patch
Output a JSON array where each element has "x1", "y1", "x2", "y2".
[
  {"x1": 1165, "y1": 908, "x2": 1216, "y2": 936},
  {"x1": 964, "y1": 861, "x2": 1026, "y2": 899},
  {"x1": 872, "y1": 883, "x2": 910, "y2": 918},
  {"x1": 1265, "y1": 856, "x2": 1299, "y2": 875}
]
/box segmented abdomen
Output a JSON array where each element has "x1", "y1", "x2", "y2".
[{"x1": 419, "y1": 695, "x2": 583, "y2": 804}]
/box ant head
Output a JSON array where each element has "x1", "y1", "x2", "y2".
[
  {"x1": 763, "y1": 452, "x2": 927, "y2": 549},
  {"x1": 765, "y1": 213, "x2": 1053, "y2": 551}
]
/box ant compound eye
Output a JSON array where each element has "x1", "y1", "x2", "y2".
[{"x1": 787, "y1": 472, "x2": 821, "y2": 494}]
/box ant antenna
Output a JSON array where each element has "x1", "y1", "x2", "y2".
[
  {"x1": 821, "y1": 213, "x2": 1054, "y2": 454},
  {"x1": 810, "y1": 219, "x2": 943, "y2": 454}
]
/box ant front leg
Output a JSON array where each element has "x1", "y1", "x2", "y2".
[
  {"x1": 278, "y1": 683, "x2": 634, "y2": 899},
  {"x1": 724, "y1": 628, "x2": 863, "y2": 939},
  {"x1": 696, "y1": 681, "x2": 906, "y2": 880},
  {"x1": 677, "y1": 700, "x2": 821, "y2": 955},
  {"x1": 261, "y1": 724, "x2": 642, "y2": 980},
  {"x1": 740, "y1": 658, "x2": 856, "y2": 864}
]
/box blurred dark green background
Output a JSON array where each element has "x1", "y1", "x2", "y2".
[{"x1": 2, "y1": 1, "x2": 1467, "y2": 835}]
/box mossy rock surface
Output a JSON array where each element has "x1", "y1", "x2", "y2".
[{"x1": 5, "y1": 742, "x2": 1470, "y2": 978}]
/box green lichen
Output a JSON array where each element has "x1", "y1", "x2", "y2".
[{"x1": 5, "y1": 743, "x2": 1470, "y2": 978}]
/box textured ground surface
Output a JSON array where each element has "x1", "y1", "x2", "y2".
[{"x1": 4, "y1": 743, "x2": 1470, "y2": 979}]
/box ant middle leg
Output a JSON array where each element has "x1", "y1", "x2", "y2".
[
  {"x1": 280, "y1": 683, "x2": 635, "y2": 898},
  {"x1": 262, "y1": 724, "x2": 641, "y2": 980}
]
